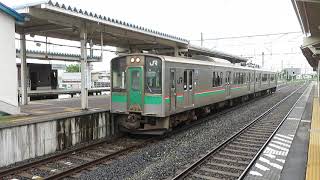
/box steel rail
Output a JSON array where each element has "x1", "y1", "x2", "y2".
[
  {"x1": 172, "y1": 84, "x2": 305, "y2": 180},
  {"x1": 0, "y1": 137, "x2": 121, "y2": 178},
  {"x1": 237, "y1": 83, "x2": 309, "y2": 179},
  {"x1": 44, "y1": 138, "x2": 156, "y2": 180}
]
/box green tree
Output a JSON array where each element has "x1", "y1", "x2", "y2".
[{"x1": 66, "y1": 64, "x2": 80, "y2": 72}]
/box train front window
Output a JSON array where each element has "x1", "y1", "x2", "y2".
[
  {"x1": 131, "y1": 70, "x2": 140, "y2": 90},
  {"x1": 111, "y1": 58, "x2": 126, "y2": 90},
  {"x1": 145, "y1": 56, "x2": 162, "y2": 93}
]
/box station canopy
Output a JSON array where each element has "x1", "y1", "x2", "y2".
[
  {"x1": 292, "y1": 0, "x2": 320, "y2": 70},
  {"x1": 14, "y1": 0, "x2": 247, "y2": 63}
]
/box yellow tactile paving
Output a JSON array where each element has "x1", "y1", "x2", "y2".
[{"x1": 306, "y1": 97, "x2": 320, "y2": 180}]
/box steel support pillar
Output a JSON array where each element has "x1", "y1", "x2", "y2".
[
  {"x1": 80, "y1": 24, "x2": 88, "y2": 110},
  {"x1": 20, "y1": 34, "x2": 28, "y2": 105},
  {"x1": 174, "y1": 47, "x2": 179, "y2": 57}
]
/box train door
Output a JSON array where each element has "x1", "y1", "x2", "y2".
[
  {"x1": 183, "y1": 70, "x2": 194, "y2": 107},
  {"x1": 170, "y1": 69, "x2": 176, "y2": 112},
  {"x1": 128, "y1": 67, "x2": 143, "y2": 112},
  {"x1": 225, "y1": 71, "x2": 231, "y2": 98}
]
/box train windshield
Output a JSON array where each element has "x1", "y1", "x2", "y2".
[
  {"x1": 111, "y1": 57, "x2": 126, "y2": 90},
  {"x1": 145, "y1": 56, "x2": 162, "y2": 93}
]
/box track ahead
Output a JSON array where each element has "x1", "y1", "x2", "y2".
[
  {"x1": 172, "y1": 84, "x2": 306, "y2": 180},
  {"x1": 0, "y1": 84, "x2": 298, "y2": 180}
]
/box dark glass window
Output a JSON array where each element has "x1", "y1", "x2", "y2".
[
  {"x1": 212, "y1": 72, "x2": 216, "y2": 87},
  {"x1": 145, "y1": 56, "x2": 162, "y2": 93},
  {"x1": 131, "y1": 70, "x2": 140, "y2": 91},
  {"x1": 271, "y1": 74, "x2": 275, "y2": 81},
  {"x1": 262, "y1": 74, "x2": 268, "y2": 82},
  {"x1": 189, "y1": 71, "x2": 193, "y2": 90},
  {"x1": 184, "y1": 70, "x2": 187, "y2": 90},
  {"x1": 111, "y1": 57, "x2": 126, "y2": 90}
]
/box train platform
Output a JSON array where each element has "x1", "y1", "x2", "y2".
[
  {"x1": 0, "y1": 95, "x2": 110, "y2": 128},
  {"x1": 244, "y1": 82, "x2": 318, "y2": 180}
]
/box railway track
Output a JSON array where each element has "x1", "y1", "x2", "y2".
[
  {"x1": 172, "y1": 84, "x2": 306, "y2": 180},
  {"x1": 0, "y1": 84, "x2": 299, "y2": 179},
  {"x1": 0, "y1": 137, "x2": 153, "y2": 180}
]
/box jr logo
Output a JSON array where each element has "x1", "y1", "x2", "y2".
[{"x1": 149, "y1": 60, "x2": 158, "y2": 66}]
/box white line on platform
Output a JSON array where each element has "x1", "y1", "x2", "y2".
[
  {"x1": 287, "y1": 117, "x2": 300, "y2": 121},
  {"x1": 271, "y1": 140, "x2": 291, "y2": 148},
  {"x1": 255, "y1": 163, "x2": 270, "y2": 171},
  {"x1": 294, "y1": 106, "x2": 305, "y2": 109},
  {"x1": 259, "y1": 157, "x2": 283, "y2": 170},
  {"x1": 301, "y1": 120, "x2": 311, "y2": 123},
  {"x1": 276, "y1": 159, "x2": 286, "y2": 163},
  {"x1": 263, "y1": 153, "x2": 276, "y2": 159},
  {"x1": 274, "y1": 136, "x2": 292, "y2": 144},
  {"x1": 276, "y1": 134, "x2": 294, "y2": 140},
  {"x1": 250, "y1": 171, "x2": 263, "y2": 176},
  {"x1": 264, "y1": 147, "x2": 287, "y2": 156},
  {"x1": 269, "y1": 143, "x2": 289, "y2": 152}
]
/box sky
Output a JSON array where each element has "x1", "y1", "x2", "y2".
[{"x1": 2, "y1": 0, "x2": 313, "y2": 73}]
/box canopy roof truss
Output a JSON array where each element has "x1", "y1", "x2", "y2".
[{"x1": 292, "y1": 0, "x2": 320, "y2": 70}]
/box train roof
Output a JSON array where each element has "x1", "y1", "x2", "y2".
[
  {"x1": 159, "y1": 55, "x2": 276, "y2": 73},
  {"x1": 113, "y1": 53, "x2": 276, "y2": 73}
]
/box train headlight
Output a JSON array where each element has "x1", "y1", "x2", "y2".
[
  {"x1": 130, "y1": 57, "x2": 135, "y2": 63},
  {"x1": 136, "y1": 58, "x2": 141, "y2": 63}
]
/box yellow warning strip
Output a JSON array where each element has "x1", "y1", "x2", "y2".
[{"x1": 306, "y1": 97, "x2": 320, "y2": 180}]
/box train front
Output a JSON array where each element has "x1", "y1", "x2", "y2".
[{"x1": 110, "y1": 54, "x2": 168, "y2": 134}]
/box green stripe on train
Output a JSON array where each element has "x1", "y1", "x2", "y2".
[
  {"x1": 144, "y1": 95, "x2": 162, "y2": 104},
  {"x1": 111, "y1": 93, "x2": 127, "y2": 103},
  {"x1": 195, "y1": 90, "x2": 225, "y2": 97}
]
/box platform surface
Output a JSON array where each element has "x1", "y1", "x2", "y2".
[
  {"x1": 244, "y1": 82, "x2": 314, "y2": 180},
  {"x1": 0, "y1": 95, "x2": 110, "y2": 128},
  {"x1": 21, "y1": 95, "x2": 110, "y2": 115}
]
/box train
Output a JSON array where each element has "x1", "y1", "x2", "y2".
[{"x1": 110, "y1": 53, "x2": 277, "y2": 135}]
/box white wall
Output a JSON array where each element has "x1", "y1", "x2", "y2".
[{"x1": 0, "y1": 11, "x2": 19, "y2": 114}]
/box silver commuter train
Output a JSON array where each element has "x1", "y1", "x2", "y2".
[{"x1": 110, "y1": 54, "x2": 277, "y2": 134}]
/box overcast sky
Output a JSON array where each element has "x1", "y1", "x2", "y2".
[{"x1": 2, "y1": 0, "x2": 312, "y2": 72}]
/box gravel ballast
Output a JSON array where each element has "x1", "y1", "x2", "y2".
[{"x1": 79, "y1": 83, "x2": 306, "y2": 180}]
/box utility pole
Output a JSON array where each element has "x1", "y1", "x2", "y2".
[{"x1": 201, "y1": 32, "x2": 204, "y2": 47}]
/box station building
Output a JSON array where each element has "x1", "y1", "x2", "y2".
[{"x1": 0, "y1": 2, "x2": 24, "y2": 115}]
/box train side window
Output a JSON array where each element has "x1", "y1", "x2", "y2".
[
  {"x1": 189, "y1": 71, "x2": 193, "y2": 90},
  {"x1": 226, "y1": 71, "x2": 231, "y2": 84},
  {"x1": 212, "y1": 72, "x2": 216, "y2": 87},
  {"x1": 241, "y1": 73, "x2": 245, "y2": 84},
  {"x1": 111, "y1": 57, "x2": 126, "y2": 90},
  {"x1": 220, "y1": 72, "x2": 223, "y2": 86},
  {"x1": 184, "y1": 70, "x2": 187, "y2": 90},
  {"x1": 216, "y1": 72, "x2": 220, "y2": 86},
  {"x1": 271, "y1": 74, "x2": 275, "y2": 81},
  {"x1": 262, "y1": 74, "x2": 268, "y2": 82},
  {"x1": 170, "y1": 71, "x2": 175, "y2": 88}
]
